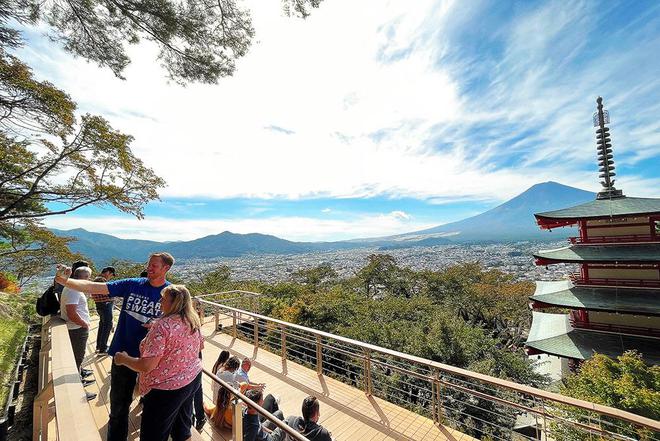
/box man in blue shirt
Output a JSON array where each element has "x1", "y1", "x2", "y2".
[{"x1": 55, "y1": 252, "x2": 175, "y2": 441}]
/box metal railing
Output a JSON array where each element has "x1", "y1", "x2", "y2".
[
  {"x1": 197, "y1": 297, "x2": 660, "y2": 441},
  {"x1": 202, "y1": 367, "x2": 309, "y2": 441}
]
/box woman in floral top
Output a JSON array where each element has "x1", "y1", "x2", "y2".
[{"x1": 114, "y1": 284, "x2": 203, "y2": 441}]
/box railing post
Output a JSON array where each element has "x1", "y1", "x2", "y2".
[
  {"x1": 32, "y1": 380, "x2": 53, "y2": 441},
  {"x1": 316, "y1": 335, "x2": 323, "y2": 375},
  {"x1": 232, "y1": 311, "x2": 237, "y2": 338},
  {"x1": 363, "y1": 350, "x2": 373, "y2": 395},
  {"x1": 253, "y1": 317, "x2": 259, "y2": 347},
  {"x1": 214, "y1": 309, "x2": 219, "y2": 331},
  {"x1": 38, "y1": 340, "x2": 51, "y2": 393},
  {"x1": 232, "y1": 400, "x2": 243, "y2": 440},
  {"x1": 433, "y1": 370, "x2": 443, "y2": 425},
  {"x1": 281, "y1": 326, "x2": 287, "y2": 362}
]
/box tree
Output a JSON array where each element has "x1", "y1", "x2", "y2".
[
  {"x1": 292, "y1": 263, "x2": 337, "y2": 292},
  {"x1": 187, "y1": 265, "x2": 232, "y2": 295},
  {"x1": 0, "y1": 221, "x2": 84, "y2": 286},
  {"x1": 2, "y1": 0, "x2": 323, "y2": 84},
  {"x1": 356, "y1": 254, "x2": 420, "y2": 298},
  {"x1": 553, "y1": 351, "x2": 660, "y2": 440}
]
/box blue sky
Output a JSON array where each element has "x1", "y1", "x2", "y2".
[{"x1": 14, "y1": 0, "x2": 660, "y2": 241}]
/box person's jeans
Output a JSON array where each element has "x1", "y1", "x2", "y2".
[
  {"x1": 140, "y1": 373, "x2": 201, "y2": 441},
  {"x1": 95, "y1": 302, "x2": 113, "y2": 352},
  {"x1": 67, "y1": 327, "x2": 89, "y2": 373},
  {"x1": 107, "y1": 361, "x2": 138, "y2": 441},
  {"x1": 193, "y1": 379, "x2": 204, "y2": 425}
]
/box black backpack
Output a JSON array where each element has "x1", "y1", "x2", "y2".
[{"x1": 36, "y1": 285, "x2": 60, "y2": 316}]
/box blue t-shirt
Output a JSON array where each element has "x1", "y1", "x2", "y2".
[{"x1": 107, "y1": 278, "x2": 170, "y2": 357}]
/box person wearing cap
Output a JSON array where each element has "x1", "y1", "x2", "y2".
[{"x1": 96, "y1": 266, "x2": 117, "y2": 354}]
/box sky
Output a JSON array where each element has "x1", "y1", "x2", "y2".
[{"x1": 13, "y1": 0, "x2": 660, "y2": 242}]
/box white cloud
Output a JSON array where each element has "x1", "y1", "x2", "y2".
[
  {"x1": 11, "y1": 0, "x2": 660, "y2": 208},
  {"x1": 389, "y1": 210, "x2": 411, "y2": 221},
  {"x1": 43, "y1": 213, "x2": 435, "y2": 242}
]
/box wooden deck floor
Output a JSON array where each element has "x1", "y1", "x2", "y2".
[{"x1": 78, "y1": 316, "x2": 473, "y2": 441}]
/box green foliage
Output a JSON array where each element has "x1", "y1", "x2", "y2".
[
  {"x1": 2, "y1": 0, "x2": 323, "y2": 84},
  {"x1": 187, "y1": 265, "x2": 232, "y2": 295},
  {"x1": 215, "y1": 259, "x2": 545, "y2": 439},
  {"x1": 0, "y1": 290, "x2": 38, "y2": 408},
  {"x1": 356, "y1": 254, "x2": 422, "y2": 298},
  {"x1": 291, "y1": 263, "x2": 337, "y2": 292},
  {"x1": 0, "y1": 52, "x2": 165, "y2": 283},
  {"x1": 0, "y1": 221, "x2": 84, "y2": 286},
  {"x1": 553, "y1": 351, "x2": 660, "y2": 440}
]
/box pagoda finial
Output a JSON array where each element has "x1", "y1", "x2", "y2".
[{"x1": 593, "y1": 97, "x2": 624, "y2": 200}]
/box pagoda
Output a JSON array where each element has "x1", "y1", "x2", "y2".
[{"x1": 525, "y1": 97, "x2": 660, "y2": 368}]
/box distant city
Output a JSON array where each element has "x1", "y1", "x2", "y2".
[{"x1": 173, "y1": 240, "x2": 577, "y2": 285}]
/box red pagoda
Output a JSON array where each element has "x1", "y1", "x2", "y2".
[{"x1": 525, "y1": 97, "x2": 660, "y2": 367}]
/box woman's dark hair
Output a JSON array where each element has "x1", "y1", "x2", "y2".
[
  {"x1": 224, "y1": 356, "x2": 240, "y2": 372},
  {"x1": 210, "y1": 386, "x2": 231, "y2": 427},
  {"x1": 302, "y1": 395, "x2": 319, "y2": 422},
  {"x1": 212, "y1": 350, "x2": 230, "y2": 374}
]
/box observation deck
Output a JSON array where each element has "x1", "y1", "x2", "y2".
[{"x1": 32, "y1": 294, "x2": 660, "y2": 441}]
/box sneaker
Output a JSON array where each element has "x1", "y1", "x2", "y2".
[
  {"x1": 195, "y1": 419, "x2": 206, "y2": 432},
  {"x1": 82, "y1": 378, "x2": 96, "y2": 387},
  {"x1": 86, "y1": 392, "x2": 97, "y2": 401},
  {"x1": 81, "y1": 368, "x2": 93, "y2": 378}
]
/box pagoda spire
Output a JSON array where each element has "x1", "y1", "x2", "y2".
[{"x1": 594, "y1": 97, "x2": 624, "y2": 200}]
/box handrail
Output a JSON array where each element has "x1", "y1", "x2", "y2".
[
  {"x1": 202, "y1": 367, "x2": 309, "y2": 441},
  {"x1": 569, "y1": 234, "x2": 658, "y2": 245},
  {"x1": 33, "y1": 316, "x2": 101, "y2": 441},
  {"x1": 197, "y1": 297, "x2": 660, "y2": 437}
]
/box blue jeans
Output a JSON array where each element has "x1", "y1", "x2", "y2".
[
  {"x1": 140, "y1": 373, "x2": 201, "y2": 441},
  {"x1": 95, "y1": 302, "x2": 113, "y2": 352}
]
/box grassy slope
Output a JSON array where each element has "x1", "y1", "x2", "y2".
[{"x1": 0, "y1": 292, "x2": 38, "y2": 408}]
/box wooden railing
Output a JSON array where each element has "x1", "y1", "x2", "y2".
[
  {"x1": 569, "y1": 313, "x2": 660, "y2": 338},
  {"x1": 569, "y1": 234, "x2": 657, "y2": 244},
  {"x1": 197, "y1": 297, "x2": 660, "y2": 440},
  {"x1": 570, "y1": 273, "x2": 660, "y2": 288},
  {"x1": 33, "y1": 316, "x2": 101, "y2": 441}
]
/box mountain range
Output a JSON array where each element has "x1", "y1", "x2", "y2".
[{"x1": 52, "y1": 181, "x2": 596, "y2": 265}]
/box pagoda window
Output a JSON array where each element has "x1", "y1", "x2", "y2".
[{"x1": 652, "y1": 216, "x2": 660, "y2": 238}]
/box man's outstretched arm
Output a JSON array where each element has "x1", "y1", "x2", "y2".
[{"x1": 55, "y1": 266, "x2": 110, "y2": 297}]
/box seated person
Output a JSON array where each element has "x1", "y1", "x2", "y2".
[
  {"x1": 243, "y1": 389, "x2": 283, "y2": 441},
  {"x1": 272, "y1": 396, "x2": 332, "y2": 441},
  {"x1": 211, "y1": 353, "x2": 237, "y2": 403},
  {"x1": 237, "y1": 358, "x2": 266, "y2": 390},
  {"x1": 205, "y1": 356, "x2": 269, "y2": 429}
]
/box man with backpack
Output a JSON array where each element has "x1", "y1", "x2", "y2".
[{"x1": 36, "y1": 260, "x2": 89, "y2": 317}]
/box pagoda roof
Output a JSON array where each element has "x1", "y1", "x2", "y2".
[
  {"x1": 525, "y1": 312, "x2": 660, "y2": 364},
  {"x1": 530, "y1": 281, "x2": 660, "y2": 315},
  {"x1": 534, "y1": 244, "x2": 660, "y2": 264},
  {"x1": 535, "y1": 197, "x2": 660, "y2": 228}
]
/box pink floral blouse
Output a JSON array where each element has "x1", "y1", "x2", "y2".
[{"x1": 138, "y1": 315, "x2": 203, "y2": 396}]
